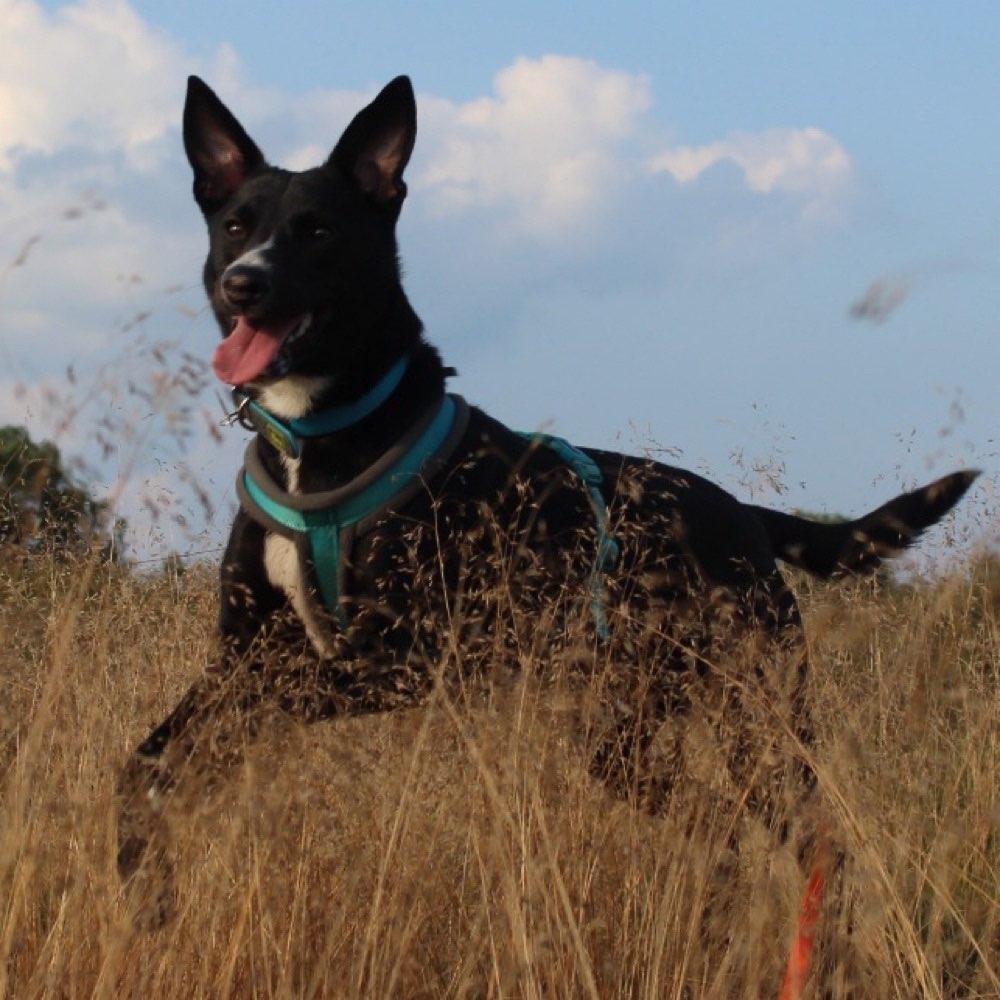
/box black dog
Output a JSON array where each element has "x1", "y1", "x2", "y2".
[{"x1": 116, "y1": 75, "x2": 976, "y2": 922}]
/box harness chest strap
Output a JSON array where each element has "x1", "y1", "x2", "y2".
[
  {"x1": 237, "y1": 394, "x2": 619, "y2": 640},
  {"x1": 516, "y1": 431, "x2": 620, "y2": 640},
  {"x1": 238, "y1": 394, "x2": 470, "y2": 626}
]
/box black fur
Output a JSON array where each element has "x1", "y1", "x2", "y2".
[{"x1": 115, "y1": 75, "x2": 978, "y2": 926}]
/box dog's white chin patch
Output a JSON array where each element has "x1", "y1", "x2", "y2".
[{"x1": 258, "y1": 374, "x2": 335, "y2": 420}]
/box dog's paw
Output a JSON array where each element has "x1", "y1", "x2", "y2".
[
  {"x1": 116, "y1": 753, "x2": 178, "y2": 930},
  {"x1": 118, "y1": 834, "x2": 177, "y2": 931},
  {"x1": 122, "y1": 867, "x2": 176, "y2": 932},
  {"x1": 116, "y1": 831, "x2": 155, "y2": 882}
]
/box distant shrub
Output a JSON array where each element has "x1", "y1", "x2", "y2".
[{"x1": 0, "y1": 424, "x2": 124, "y2": 558}]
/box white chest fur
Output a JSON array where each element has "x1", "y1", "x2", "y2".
[
  {"x1": 257, "y1": 375, "x2": 333, "y2": 421},
  {"x1": 260, "y1": 453, "x2": 338, "y2": 659}
]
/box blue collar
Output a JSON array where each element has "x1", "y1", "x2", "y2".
[{"x1": 232, "y1": 355, "x2": 410, "y2": 458}]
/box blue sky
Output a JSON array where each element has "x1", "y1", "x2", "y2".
[{"x1": 2, "y1": 0, "x2": 997, "y2": 562}]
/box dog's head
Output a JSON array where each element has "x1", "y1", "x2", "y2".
[{"x1": 183, "y1": 75, "x2": 419, "y2": 404}]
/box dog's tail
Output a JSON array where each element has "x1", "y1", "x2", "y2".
[{"x1": 750, "y1": 470, "x2": 979, "y2": 578}]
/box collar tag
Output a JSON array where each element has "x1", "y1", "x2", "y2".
[
  {"x1": 256, "y1": 414, "x2": 300, "y2": 458},
  {"x1": 230, "y1": 389, "x2": 301, "y2": 458}
]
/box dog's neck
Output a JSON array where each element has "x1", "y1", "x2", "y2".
[
  {"x1": 249, "y1": 341, "x2": 450, "y2": 494},
  {"x1": 257, "y1": 376, "x2": 335, "y2": 422},
  {"x1": 250, "y1": 354, "x2": 411, "y2": 436}
]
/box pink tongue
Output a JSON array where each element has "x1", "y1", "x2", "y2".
[{"x1": 212, "y1": 316, "x2": 302, "y2": 385}]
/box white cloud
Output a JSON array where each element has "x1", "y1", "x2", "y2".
[
  {"x1": 418, "y1": 56, "x2": 652, "y2": 237},
  {"x1": 0, "y1": 0, "x2": 188, "y2": 173},
  {"x1": 416, "y1": 57, "x2": 854, "y2": 238},
  {"x1": 647, "y1": 127, "x2": 854, "y2": 222},
  {"x1": 0, "y1": 7, "x2": 868, "y2": 557},
  {"x1": 0, "y1": 0, "x2": 207, "y2": 366}
]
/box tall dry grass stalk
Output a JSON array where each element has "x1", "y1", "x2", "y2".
[{"x1": 1, "y1": 546, "x2": 999, "y2": 998}]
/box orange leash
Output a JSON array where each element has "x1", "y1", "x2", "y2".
[{"x1": 779, "y1": 842, "x2": 828, "y2": 1000}]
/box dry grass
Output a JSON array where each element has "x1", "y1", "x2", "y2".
[{"x1": 2, "y1": 546, "x2": 1000, "y2": 998}]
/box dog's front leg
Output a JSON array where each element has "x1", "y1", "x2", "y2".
[
  {"x1": 116, "y1": 648, "x2": 434, "y2": 927},
  {"x1": 116, "y1": 637, "x2": 294, "y2": 924},
  {"x1": 116, "y1": 518, "x2": 290, "y2": 926}
]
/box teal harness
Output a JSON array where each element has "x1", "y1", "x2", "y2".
[
  {"x1": 514, "y1": 431, "x2": 619, "y2": 639},
  {"x1": 235, "y1": 364, "x2": 619, "y2": 640}
]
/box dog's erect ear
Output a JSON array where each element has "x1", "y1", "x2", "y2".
[
  {"x1": 183, "y1": 76, "x2": 265, "y2": 215},
  {"x1": 329, "y1": 76, "x2": 416, "y2": 209}
]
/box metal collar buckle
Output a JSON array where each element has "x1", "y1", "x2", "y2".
[{"x1": 221, "y1": 391, "x2": 256, "y2": 432}]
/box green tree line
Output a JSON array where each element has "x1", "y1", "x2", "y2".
[{"x1": 0, "y1": 425, "x2": 123, "y2": 558}]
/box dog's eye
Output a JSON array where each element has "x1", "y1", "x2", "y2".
[
  {"x1": 309, "y1": 224, "x2": 333, "y2": 241},
  {"x1": 224, "y1": 219, "x2": 246, "y2": 239}
]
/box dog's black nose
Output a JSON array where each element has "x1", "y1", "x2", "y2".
[{"x1": 221, "y1": 265, "x2": 269, "y2": 311}]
